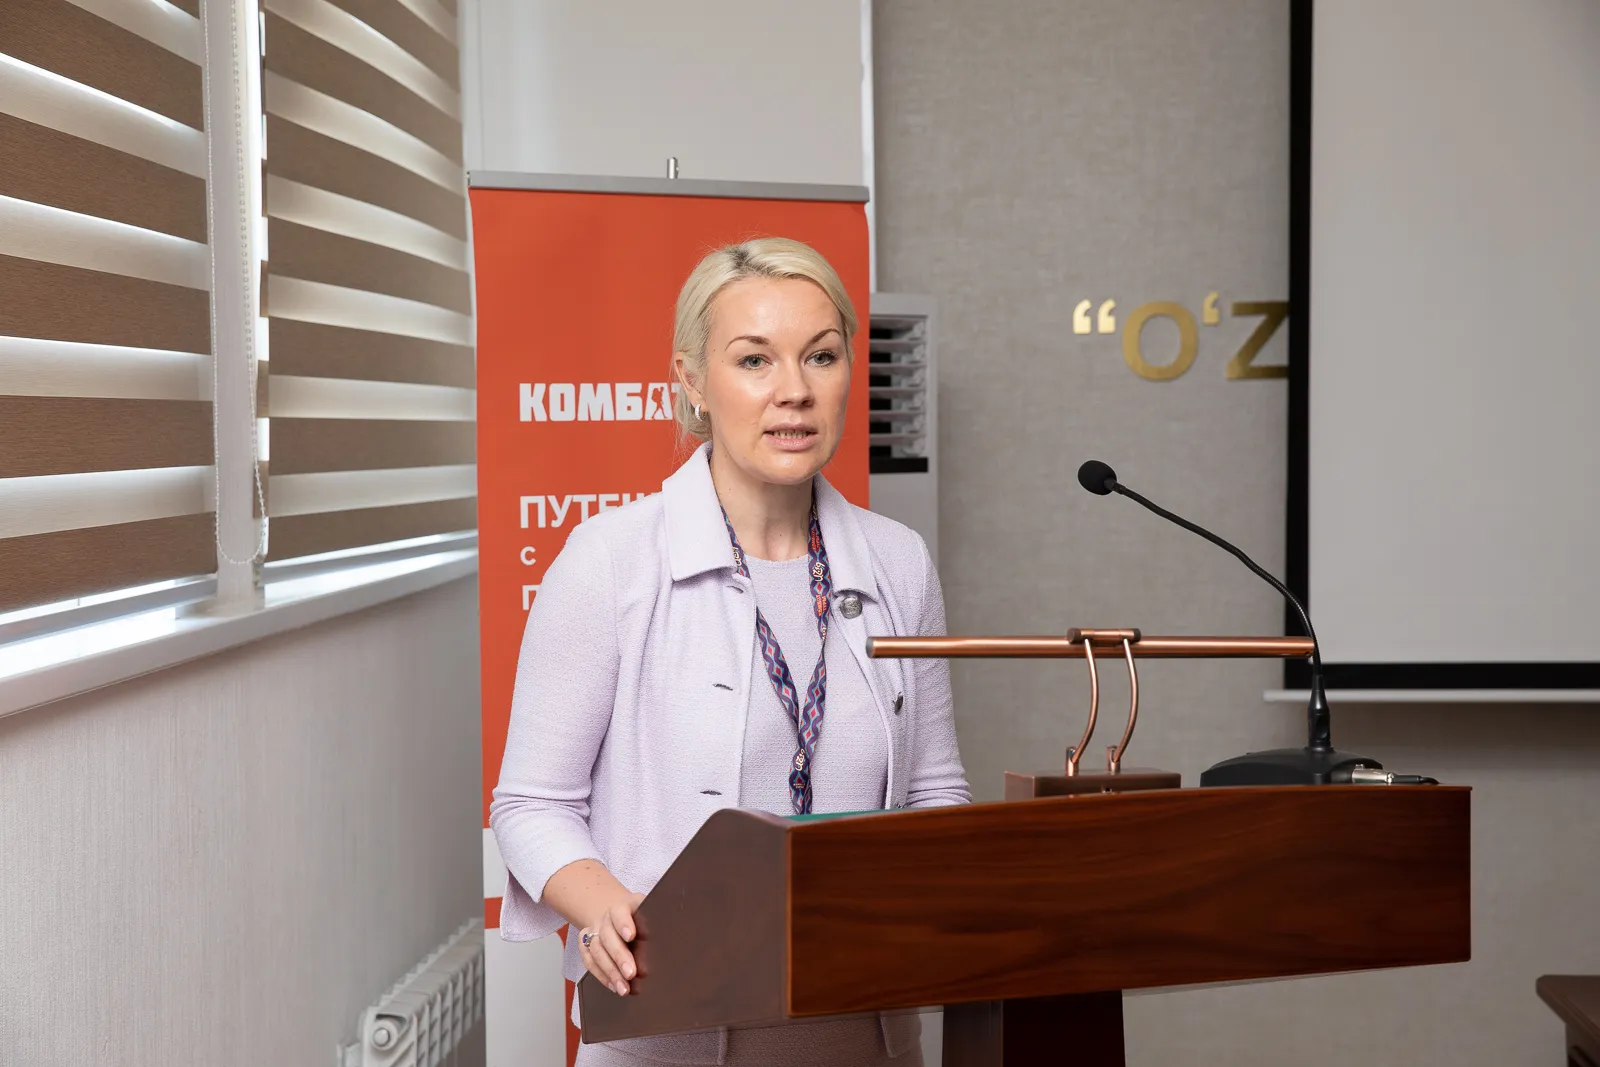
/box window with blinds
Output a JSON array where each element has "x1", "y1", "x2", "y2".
[
  {"x1": 0, "y1": 0, "x2": 216, "y2": 614},
  {"x1": 261, "y1": 0, "x2": 476, "y2": 563}
]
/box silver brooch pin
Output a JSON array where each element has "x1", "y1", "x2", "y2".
[{"x1": 840, "y1": 594, "x2": 862, "y2": 619}]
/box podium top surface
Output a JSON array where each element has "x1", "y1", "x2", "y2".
[{"x1": 579, "y1": 785, "x2": 1471, "y2": 1043}]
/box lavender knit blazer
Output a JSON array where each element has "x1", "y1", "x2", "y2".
[{"x1": 489, "y1": 444, "x2": 971, "y2": 1055}]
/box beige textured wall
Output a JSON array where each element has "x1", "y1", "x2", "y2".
[
  {"x1": 875, "y1": 0, "x2": 1299, "y2": 797},
  {"x1": 0, "y1": 579, "x2": 484, "y2": 1067},
  {"x1": 873, "y1": 2, "x2": 1600, "y2": 1064}
]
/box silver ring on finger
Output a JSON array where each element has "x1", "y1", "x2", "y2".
[{"x1": 580, "y1": 928, "x2": 595, "y2": 949}]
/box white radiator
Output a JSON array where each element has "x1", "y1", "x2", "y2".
[{"x1": 340, "y1": 919, "x2": 486, "y2": 1067}]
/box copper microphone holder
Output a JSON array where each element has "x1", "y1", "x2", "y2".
[
  {"x1": 867, "y1": 630, "x2": 1315, "y2": 799},
  {"x1": 866, "y1": 634, "x2": 1316, "y2": 660}
]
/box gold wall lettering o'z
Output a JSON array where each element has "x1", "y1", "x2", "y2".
[
  {"x1": 1122, "y1": 301, "x2": 1199, "y2": 381},
  {"x1": 1226, "y1": 301, "x2": 1290, "y2": 379}
]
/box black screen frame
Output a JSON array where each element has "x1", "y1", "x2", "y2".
[{"x1": 1283, "y1": 0, "x2": 1600, "y2": 691}]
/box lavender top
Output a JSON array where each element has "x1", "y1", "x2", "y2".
[{"x1": 739, "y1": 551, "x2": 888, "y2": 816}]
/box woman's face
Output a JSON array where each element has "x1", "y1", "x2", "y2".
[{"x1": 680, "y1": 276, "x2": 850, "y2": 488}]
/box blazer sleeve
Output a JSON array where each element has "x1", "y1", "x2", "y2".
[
  {"x1": 905, "y1": 535, "x2": 973, "y2": 808},
  {"x1": 489, "y1": 520, "x2": 618, "y2": 941}
]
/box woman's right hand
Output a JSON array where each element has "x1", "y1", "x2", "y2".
[{"x1": 577, "y1": 891, "x2": 646, "y2": 996}]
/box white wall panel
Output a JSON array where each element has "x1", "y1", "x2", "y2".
[
  {"x1": 0, "y1": 580, "x2": 483, "y2": 1067},
  {"x1": 1309, "y1": 0, "x2": 1600, "y2": 664},
  {"x1": 484, "y1": 931, "x2": 568, "y2": 1067},
  {"x1": 462, "y1": 0, "x2": 865, "y2": 186}
]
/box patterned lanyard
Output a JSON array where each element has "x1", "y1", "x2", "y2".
[{"x1": 722, "y1": 498, "x2": 833, "y2": 815}]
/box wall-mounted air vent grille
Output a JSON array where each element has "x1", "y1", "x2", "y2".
[
  {"x1": 866, "y1": 293, "x2": 939, "y2": 562},
  {"x1": 868, "y1": 308, "x2": 932, "y2": 475}
]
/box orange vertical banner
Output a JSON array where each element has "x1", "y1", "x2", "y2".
[{"x1": 470, "y1": 176, "x2": 870, "y2": 1064}]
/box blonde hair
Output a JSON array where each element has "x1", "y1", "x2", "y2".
[{"x1": 672, "y1": 237, "x2": 857, "y2": 441}]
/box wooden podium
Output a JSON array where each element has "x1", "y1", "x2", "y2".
[{"x1": 578, "y1": 785, "x2": 1471, "y2": 1065}]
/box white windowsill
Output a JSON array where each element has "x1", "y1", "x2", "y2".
[
  {"x1": 1266, "y1": 688, "x2": 1600, "y2": 704},
  {"x1": 0, "y1": 549, "x2": 478, "y2": 721}
]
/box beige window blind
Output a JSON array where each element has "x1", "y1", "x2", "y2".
[
  {"x1": 0, "y1": 0, "x2": 215, "y2": 613},
  {"x1": 262, "y1": 0, "x2": 475, "y2": 562}
]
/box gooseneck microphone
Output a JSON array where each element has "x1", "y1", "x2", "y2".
[
  {"x1": 1076, "y1": 459, "x2": 1392, "y2": 786},
  {"x1": 1076, "y1": 459, "x2": 1332, "y2": 749}
]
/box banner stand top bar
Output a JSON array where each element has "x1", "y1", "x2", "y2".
[{"x1": 467, "y1": 170, "x2": 870, "y2": 204}]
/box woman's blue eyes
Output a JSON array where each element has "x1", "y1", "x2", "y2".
[{"x1": 737, "y1": 351, "x2": 838, "y2": 369}]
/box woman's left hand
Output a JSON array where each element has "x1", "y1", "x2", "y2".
[{"x1": 576, "y1": 889, "x2": 646, "y2": 997}]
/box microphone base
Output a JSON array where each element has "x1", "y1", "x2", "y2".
[{"x1": 1199, "y1": 747, "x2": 1382, "y2": 787}]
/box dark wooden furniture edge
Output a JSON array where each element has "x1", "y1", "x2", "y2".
[{"x1": 1539, "y1": 975, "x2": 1600, "y2": 1067}]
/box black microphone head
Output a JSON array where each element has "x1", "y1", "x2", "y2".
[{"x1": 1077, "y1": 460, "x2": 1118, "y2": 496}]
